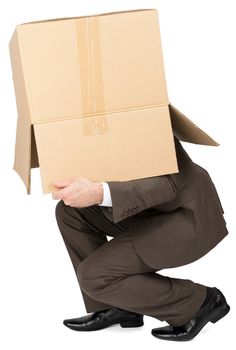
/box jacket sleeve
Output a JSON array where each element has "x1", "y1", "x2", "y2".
[{"x1": 106, "y1": 174, "x2": 178, "y2": 224}]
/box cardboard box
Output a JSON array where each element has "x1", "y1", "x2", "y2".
[{"x1": 9, "y1": 9, "x2": 218, "y2": 194}]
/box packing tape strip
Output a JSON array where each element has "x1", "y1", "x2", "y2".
[{"x1": 76, "y1": 16, "x2": 108, "y2": 136}]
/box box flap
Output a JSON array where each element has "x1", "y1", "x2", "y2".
[
  {"x1": 14, "y1": 9, "x2": 168, "y2": 123},
  {"x1": 19, "y1": 9, "x2": 155, "y2": 25},
  {"x1": 13, "y1": 117, "x2": 32, "y2": 194},
  {"x1": 169, "y1": 104, "x2": 219, "y2": 146},
  {"x1": 33, "y1": 106, "x2": 178, "y2": 194}
]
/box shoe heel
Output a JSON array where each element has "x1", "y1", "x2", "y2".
[
  {"x1": 120, "y1": 319, "x2": 144, "y2": 328},
  {"x1": 211, "y1": 304, "x2": 230, "y2": 323}
]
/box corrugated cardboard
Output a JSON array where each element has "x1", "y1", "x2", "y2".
[{"x1": 9, "y1": 9, "x2": 218, "y2": 194}]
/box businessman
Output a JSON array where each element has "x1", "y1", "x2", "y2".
[{"x1": 53, "y1": 136, "x2": 230, "y2": 341}]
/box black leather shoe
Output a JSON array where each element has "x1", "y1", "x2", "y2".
[
  {"x1": 151, "y1": 287, "x2": 230, "y2": 341},
  {"x1": 63, "y1": 306, "x2": 144, "y2": 331}
]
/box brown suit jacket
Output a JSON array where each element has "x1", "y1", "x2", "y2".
[{"x1": 99, "y1": 136, "x2": 229, "y2": 270}]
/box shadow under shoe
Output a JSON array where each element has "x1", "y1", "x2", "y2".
[
  {"x1": 151, "y1": 287, "x2": 230, "y2": 341},
  {"x1": 63, "y1": 306, "x2": 144, "y2": 331}
]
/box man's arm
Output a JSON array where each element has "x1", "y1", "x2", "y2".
[{"x1": 101, "y1": 174, "x2": 178, "y2": 224}]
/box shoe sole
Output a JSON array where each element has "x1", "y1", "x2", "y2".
[{"x1": 64, "y1": 318, "x2": 144, "y2": 331}]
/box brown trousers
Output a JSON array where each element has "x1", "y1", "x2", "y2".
[{"x1": 55, "y1": 200, "x2": 206, "y2": 327}]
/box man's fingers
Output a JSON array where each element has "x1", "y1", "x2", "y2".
[
  {"x1": 52, "y1": 185, "x2": 68, "y2": 199},
  {"x1": 52, "y1": 191, "x2": 62, "y2": 200},
  {"x1": 52, "y1": 177, "x2": 75, "y2": 188},
  {"x1": 52, "y1": 185, "x2": 73, "y2": 204},
  {"x1": 51, "y1": 176, "x2": 80, "y2": 202}
]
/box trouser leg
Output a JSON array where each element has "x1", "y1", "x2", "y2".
[
  {"x1": 55, "y1": 200, "x2": 131, "y2": 313},
  {"x1": 77, "y1": 232, "x2": 207, "y2": 327}
]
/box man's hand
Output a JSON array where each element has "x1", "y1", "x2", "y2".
[{"x1": 51, "y1": 176, "x2": 103, "y2": 207}]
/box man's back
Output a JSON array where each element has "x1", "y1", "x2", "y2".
[{"x1": 99, "y1": 136, "x2": 228, "y2": 269}]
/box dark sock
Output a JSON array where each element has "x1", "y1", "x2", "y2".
[{"x1": 200, "y1": 287, "x2": 213, "y2": 309}]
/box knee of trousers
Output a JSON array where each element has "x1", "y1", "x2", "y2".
[
  {"x1": 55, "y1": 199, "x2": 67, "y2": 222},
  {"x1": 77, "y1": 258, "x2": 110, "y2": 299},
  {"x1": 55, "y1": 199, "x2": 83, "y2": 228}
]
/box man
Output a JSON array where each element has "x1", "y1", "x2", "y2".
[{"x1": 53, "y1": 136, "x2": 230, "y2": 341}]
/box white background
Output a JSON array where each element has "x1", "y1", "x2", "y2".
[{"x1": 0, "y1": 0, "x2": 235, "y2": 349}]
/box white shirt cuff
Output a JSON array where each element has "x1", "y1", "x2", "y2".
[{"x1": 98, "y1": 182, "x2": 113, "y2": 207}]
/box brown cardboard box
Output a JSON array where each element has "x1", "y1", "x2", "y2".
[{"x1": 9, "y1": 9, "x2": 218, "y2": 194}]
